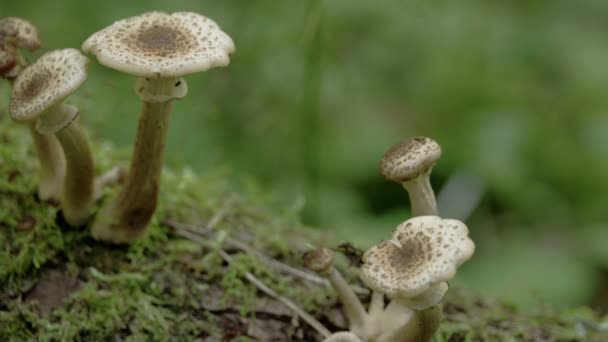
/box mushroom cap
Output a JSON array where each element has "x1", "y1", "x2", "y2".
[
  {"x1": 0, "y1": 17, "x2": 41, "y2": 51},
  {"x1": 82, "y1": 11, "x2": 235, "y2": 78},
  {"x1": 360, "y1": 216, "x2": 474, "y2": 299},
  {"x1": 379, "y1": 137, "x2": 441, "y2": 183},
  {"x1": 303, "y1": 248, "x2": 335, "y2": 274},
  {"x1": 9, "y1": 49, "x2": 88, "y2": 122}
]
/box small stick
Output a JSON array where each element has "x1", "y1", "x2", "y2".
[
  {"x1": 94, "y1": 166, "x2": 126, "y2": 201},
  {"x1": 174, "y1": 228, "x2": 331, "y2": 338},
  {"x1": 167, "y1": 221, "x2": 324, "y2": 283}
]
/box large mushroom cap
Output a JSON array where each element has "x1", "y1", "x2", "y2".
[
  {"x1": 9, "y1": 48, "x2": 88, "y2": 122},
  {"x1": 379, "y1": 137, "x2": 441, "y2": 183},
  {"x1": 0, "y1": 17, "x2": 41, "y2": 51},
  {"x1": 360, "y1": 216, "x2": 474, "y2": 299},
  {"x1": 82, "y1": 11, "x2": 235, "y2": 78}
]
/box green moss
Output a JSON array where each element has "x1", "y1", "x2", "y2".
[{"x1": 1, "y1": 117, "x2": 607, "y2": 341}]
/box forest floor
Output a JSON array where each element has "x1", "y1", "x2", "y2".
[{"x1": 1, "y1": 115, "x2": 607, "y2": 341}]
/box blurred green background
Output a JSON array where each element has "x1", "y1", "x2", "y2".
[{"x1": 2, "y1": 0, "x2": 608, "y2": 312}]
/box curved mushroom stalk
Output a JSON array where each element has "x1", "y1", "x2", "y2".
[
  {"x1": 37, "y1": 104, "x2": 95, "y2": 226},
  {"x1": 10, "y1": 49, "x2": 95, "y2": 227},
  {"x1": 82, "y1": 11, "x2": 234, "y2": 243},
  {"x1": 91, "y1": 98, "x2": 174, "y2": 242},
  {"x1": 29, "y1": 124, "x2": 66, "y2": 203},
  {"x1": 401, "y1": 168, "x2": 437, "y2": 216}
]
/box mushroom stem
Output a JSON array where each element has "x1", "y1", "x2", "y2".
[
  {"x1": 322, "y1": 332, "x2": 362, "y2": 342},
  {"x1": 417, "y1": 304, "x2": 442, "y2": 341},
  {"x1": 51, "y1": 112, "x2": 95, "y2": 227},
  {"x1": 29, "y1": 123, "x2": 65, "y2": 203},
  {"x1": 401, "y1": 168, "x2": 438, "y2": 216},
  {"x1": 91, "y1": 98, "x2": 173, "y2": 243},
  {"x1": 326, "y1": 266, "x2": 368, "y2": 333},
  {"x1": 368, "y1": 290, "x2": 385, "y2": 318},
  {"x1": 377, "y1": 303, "x2": 440, "y2": 342}
]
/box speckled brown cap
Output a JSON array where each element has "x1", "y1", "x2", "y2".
[
  {"x1": 379, "y1": 137, "x2": 441, "y2": 183},
  {"x1": 0, "y1": 17, "x2": 41, "y2": 51},
  {"x1": 360, "y1": 216, "x2": 474, "y2": 299},
  {"x1": 9, "y1": 49, "x2": 88, "y2": 122},
  {"x1": 81, "y1": 11, "x2": 234, "y2": 78},
  {"x1": 303, "y1": 248, "x2": 335, "y2": 274}
]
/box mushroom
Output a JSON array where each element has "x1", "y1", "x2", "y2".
[
  {"x1": 81, "y1": 11, "x2": 234, "y2": 243},
  {"x1": 303, "y1": 248, "x2": 369, "y2": 338},
  {"x1": 1, "y1": 17, "x2": 66, "y2": 204},
  {"x1": 0, "y1": 17, "x2": 41, "y2": 80},
  {"x1": 360, "y1": 215, "x2": 475, "y2": 341},
  {"x1": 380, "y1": 137, "x2": 441, "y2": 216},
  {"x1": 9, "y1": 48, "x2": 95, "y2": 226}
]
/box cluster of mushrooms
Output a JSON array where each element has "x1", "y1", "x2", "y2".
[
  {"x1": 304, "y1": 137, "x2": 475, "y2": 342},
  {"x1": 1, "y1": 12, "x2": 235, "y2": 243},
  {"x1": 2, "y1": 12, "x2": 475, "y2": 341}
]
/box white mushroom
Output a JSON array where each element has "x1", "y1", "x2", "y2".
[
  {"x1": 380, "y1": 137, "x2": 441, "y2": 216},
  {"x1": 82, "y1": 11, "x2": 234, "y2": 243},
  {"x1": 1, "y1": 17, "x2": 65, "y2": 203},
  {"x1": 361, "y1": 216, "x2": 474, "y2": 299},
  {"x1": 0, "y1": 17, "x2": 41, "y2": 79},
  {"x1": 303, "y1": 248, "x2": 368, "y2": 337},
  {"x1": 10, "y1": 49, "x2": 95, "y2": 226},
  {"x1": 360, "y1": 216, "x2": 475, "y2": 341}
]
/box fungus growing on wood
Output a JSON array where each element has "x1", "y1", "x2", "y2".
[
  {"x1": 10, "y1": 49, "x2": 95, "y2": 226},
  {"x1": 380, "y1": 137, "x2": 441, "y2": 216},
  {"x1": 82, "y1": 11, "x2": 234, "y2": 243}
]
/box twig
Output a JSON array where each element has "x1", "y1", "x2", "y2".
[
  {"x1": 165, "y1": 220, "x2": 332, "y2": 287},
  {"x1": 94, "y1": 166, "x2": 126, "y2": 201},
  {"x1": 174, "y1": 228, "x2": 331, "y2": 338}
]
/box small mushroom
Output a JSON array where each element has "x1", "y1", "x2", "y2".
[
  {"x1": 10, "y1": 49, "x2": 95, "y2": 226},
  {"x1": 0, "y1": 17, "x2": 41, "y2": 80},
  {"x1": 303, "y1": 248, "x2": 368, "y2": 337},
  {"x1": 82, "y1": 11, "x2": 234, "y2": 243},
  {"x1": 1, "y1": 17, "x2": 65, "y2": 203},
  {"x1": 380, "y1": 137, "x2": 441, "y2": 216},
  {"x1": 360, "y1": 215, "x2": 475, "y2": 341}
]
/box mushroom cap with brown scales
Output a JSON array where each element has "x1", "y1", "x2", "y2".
[
  {"x1": 0, "y1": 17, "x2": 41, "y2": 51},
  {"x1": 360, "y1": 216, "x2": 474, "y2": 299},
  {"x1": 379, "y1": 136, "x2": 441, "y2": 183},
  {"x1": 303, "y1": 247, "x2": 335, "y2": 274},
  {"x1": 9, "y1": 49, "x2": 88, "y2": 123},
  {"x1": 81, "y1": 11, "x2": 234, "y2": 78}
]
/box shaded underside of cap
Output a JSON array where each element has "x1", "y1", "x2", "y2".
[
  {"x1": 9, "y1": 49, "x2": 88, "y2": 121},
  {"x1": 82, "y1": 11, "x2": 235, "y2": 78},
  {"x1": 360, "y1": 216, "x2": 474, "y2": 298},
  {"x1": 379, "y1": 136, "x2": 442, "y2": 182}
]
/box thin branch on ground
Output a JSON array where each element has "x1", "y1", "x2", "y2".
[
  {"x1": 174, "y1": 228, "x2": 331, "y2": 338},
  {"x1": 164, "y1": 219, "x2": 369, "y2": 295}
]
